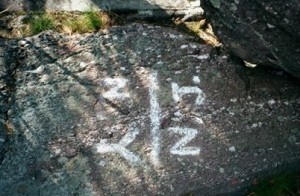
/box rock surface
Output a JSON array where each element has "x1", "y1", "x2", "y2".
[
  {"x1": 202, "y1": 0, "x2": 300, "y2": 78},
  {"x1": 0, "y1": 39, "x2": 7, "y2": 163},
  {"x1": 0, "y1": 0, "x2": 201, "y2": 15},
  {"x1": 0, "y1": 24, "x2": 299, "y2": 195},
  {"x1": 0, "y1": 38, "x2": 15, "y2": 164}
]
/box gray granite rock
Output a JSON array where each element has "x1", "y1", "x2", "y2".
[
  {"x1": 0, "y1": 0, "x2": 201, "y2": 14},
  {"x1": 0, "y1": 24, "x2": 299, "y2": 195},
  {"x1": 202, "y1": 0, "x2": 300, "y2": 78},
  {"x1": 0, "y1": 39, "x2": 10, "y2": 164}
]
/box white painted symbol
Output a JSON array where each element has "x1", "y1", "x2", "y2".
[
  {"x1": 149, "y1": 71, "x2": 161, "y2": 166},
  {"x1": 192, "y1": 76, "x2": 201, "y2": 84},
  {"x1": 171, "y1": 82, "x2": 205, "y2": 105},
  {"x1": 95, "y1": 71, "x2": 205, "y2": 165},
  {"x1": 168, "y1": 127, "x2": 200, "y2": 155},
  {"x1": 103, "y1": 78, "x2": 130, "y2": 100},
  {"x1": 94, "y1": 128, "x2": 141, "y2": 165}
]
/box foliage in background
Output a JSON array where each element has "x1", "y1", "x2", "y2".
[
  {"x1": 1, "y1": 10, "x2": 218, "y2": 47},
  {"x1": 30, "y1": 14, "x2": 54, "y2": 34},
  {"x1": 62, "y1": 11, "x2": 103, "y2": 34},
  {"x1": 0, "y1": 11, "x2": 112, "y2": 37}
]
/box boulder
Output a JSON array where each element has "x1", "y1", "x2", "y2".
[
  {"x1": 202, "y1": 0, "x2": 300, "y2": 78},
  {"x1": 0, "y1": 0, "x2": 201, "y2": 13},
  {"x1": 0, "y1": 24, "x2": 299, "y2": 195}
]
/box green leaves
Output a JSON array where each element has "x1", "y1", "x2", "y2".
[
  {"x1": 209, "y1": 0, "x2": 221, "y2": 9},
  {"x1": 30, "y1": 15, "x2": 54, "y2": 34}
]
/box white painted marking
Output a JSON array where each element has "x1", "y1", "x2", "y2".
[
  {"x1": 192, "y1": 76, "x2": 201, "y2": 84},
  {"x1": 196, "y1": 54, "x2": 210, "y2": 60},
  {"x1": 103, "y1": 78, "x2": 130, "y2": 100},
  {"x1": 168, "y1": 127, "x2": 200, "y2": 155},
  {"x1": 188, "y1": 54, "x2": 210, "y2": 60},
  {"x1": 149, "y1": 71, "x2": 161, "y2": 166},
  {"x1": 171, "y1": 82, "x2": 205, "y2": 105},
  {"x1": 94, "y1": 128, "x2": 141, "y2": 165}
]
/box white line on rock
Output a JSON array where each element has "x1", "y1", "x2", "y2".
[
  {"x1": 171, "y1": 82, "x2": 205, "y2": 105},
  {"x1": 149, "y1": 70, "x2": 161, "y2": 166},
  {"x1": 94, "y1": 128, "x2": 141, "y2": 165},
  {"x1": 168, "y1": 127, "x2": 200, "y2": 155}
]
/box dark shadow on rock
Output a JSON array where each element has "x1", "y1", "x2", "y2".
[
  {"x1": 0, "y1": 38, "x2": 17, "y2": 164},
  {"x1": 201, "y1": 0, "x2": 300, "y2": 79},
  {"x1": 22, "y1": 0, "x2": 46, "y2": 11}
]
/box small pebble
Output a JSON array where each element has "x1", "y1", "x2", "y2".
[
  {"x1": 230, "y1": 98, "x2": 237, "y2": 103},
  {"x1": 196, "y1": 54, "x2": 209, "y2": 60},
  {"x1": 229, "y1": 146, "x2": 236, "y2": 152},
  {"x1": 169, "y1": 34, "x2": 177, "y2": 39},
  {"x1": 180, "y1": 45, "x2": 188, "y2": 49},
  {"x1": 193, "y1": 76, "x2": 201, "y2": 84},
  {"x1": 219, "y1": 168, "x2": 225, "y2": 173},
  {"x1": 251, "y1": 123, "x2": 258, "y2": 128},
  {"x1": 112, "y1": 35, "x2": 118, "y2": 40},
  {"x1": 268, "y1": 99, "x2": 276, "y2": 105},
  {"x1": 18, "y1": 40, "x2": 27, "y2": 47},
  {"x1": 267, "y1": 23, "x2": 276, "y2": 29},
  {"x1": 174, "y1": 111, "x2": 182, "y2": 117},
  {"x1": 79, "y1": 62, "x2": 88, "y2": 70}
]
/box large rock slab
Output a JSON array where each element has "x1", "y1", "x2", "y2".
[
  {"x1": 0, "y1": 24, "x2": 299, "y2": 195},
  {"x1": 201, "y1": 0, "x2": 300, "y2": 79},
  {"x1": 0, "y1": 0, "x2": 200, "y2": 13}
]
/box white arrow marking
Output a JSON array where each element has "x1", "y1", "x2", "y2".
[
  {"x1": 149, "y1": 71, "x2": 161, "y2": 166},
  {"x1": 168, "y1": 127, "x2": 200, "y2": 155},
  {"x1": 94, "y1": 128, "x2": 141, "y2": 165},
  {"x1": 171, "y1": 82, "x2": 205, "y2": 105}
]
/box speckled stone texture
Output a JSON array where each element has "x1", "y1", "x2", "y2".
[
  {"x1": 202, "y1": 0, "x2": 300, "y2": 79},
  {"x1": 0, "y1": 24, "x2": 299, "y2": 195}
]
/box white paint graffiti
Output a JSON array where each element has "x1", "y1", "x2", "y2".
[
  {"x1": 103, "y1": 78, "x2": 130, "y2": 100},
  {"x1": 168, "y1": 127, "x2": 200, "y2": 155},
  {"x1": 192, "y1": 76, "x2": 201, "y2": 84},
  {"x1": 94, "y1": 73, "x2": 205, "y2": 165},
  {"x1": 171, "y1": 82, "x2": 205, "y2": 105},
  {"x1": 94, "y1": 128, "x2": 141, "y2": 165},
  {"x1": 148, "y1": 71, "x2": 161, "y2": 166}
]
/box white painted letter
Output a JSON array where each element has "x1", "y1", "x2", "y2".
[
  {"x1": 168, "y1": 127, "x2": 200, "y2": 155},
  {"x1": 94, "y1": 128, "x2": 141, "y2": 165},
  {"x1": 171, "y1": 82, "x2": 205, "y2": 105},
  {"x1": 149, "y1": 71, "x2": 161, "y2": 166},
  {"x1": 103, "y1": 77, "x2": 130, "y2": 100}
]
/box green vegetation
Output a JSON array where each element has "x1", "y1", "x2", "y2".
[
  {"x1": 0, "y1": 11, "x2": 112, "y2": 37},
  {"x1": 0, "y1": 10, "x2": 218, "y2": 46},
  {"x1": 63, "y1": 11, "x2": 103, "y2": 33},
  {"x1": 30, "y1": 14, "x2": 54, "y2": 34},
  {"x1": 248, "y1": 171, "x2": 300, "y2": 196}
]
